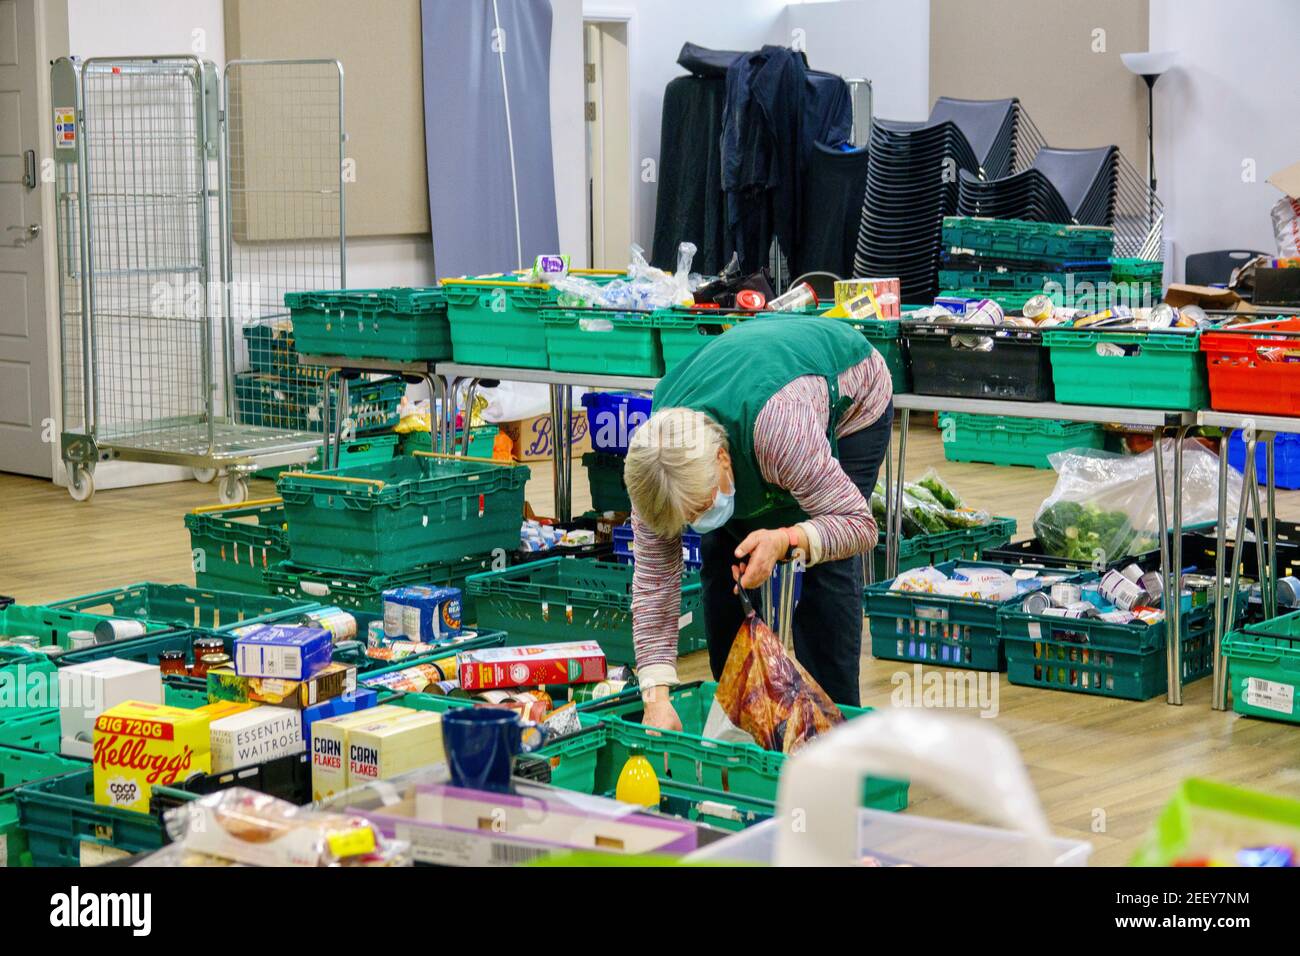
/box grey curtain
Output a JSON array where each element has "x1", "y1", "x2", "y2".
[{"x1": 421, "y1": 0, "x2": 560, "y2": 277}]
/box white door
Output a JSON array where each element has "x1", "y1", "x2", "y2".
[
  {"x1": 583, "y1": 19, "x2": 631, "y2": 270},
  {"x1": 0, "y1": 0, "x2": 52, "y2": 477}
]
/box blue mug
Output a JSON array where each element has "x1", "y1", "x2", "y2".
[{"x1": 442, "y1": 708, "x2": 548, "y2": 793}]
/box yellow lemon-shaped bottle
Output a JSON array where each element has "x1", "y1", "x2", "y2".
[{"x1": 615, "y1": 747, "x2": 661, "y2": 808}]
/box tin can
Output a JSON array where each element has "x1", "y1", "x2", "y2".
[
  {"x1": 766, "y1": 282, "x2": 817, "y2": 312},
  {"x1": 367, "y1": 620, "x2": 385, "y2": 647},
  {"x1": 1043, "y1": 605, "x2": 1091, "y2": 619},
  {"x1": 10, "y1": 635, "x2": 39, "y2": 649},
  {"x1": 1140, "y1": 571, "x2": 1165, "y2": 607},
  {"x1": 735, "y1": 288, "x2": 766, "y2": 310},
  {"x1": 1147, "y1": 302, "x2": 1179, "y2": 329},
  {"x1": 68, "y1": 630, "x2": 96, "y2": 650},
  {"x1": 1100, "y1": 569, "x2": 1146, "y2": 611},
  {"x1": 1022, "y1": 294, "x2": 1054, "y2": 322},
  {"x1": 193, "y1": 652, "x2": 231, "y2": 679},
  {"x1": 1119, "y1": 564, "x2": 1145, "y2": 583},
  {"x1": 1180, "y1": 573, "x2": 1216, "y2": 608},
  {"x1": 1022, "y1": 592, "x2": 1052, "y2": 615},
  {"x1": 1099, "y1": 609, "x2": 1137, "y2": 624},
  {"x1": 304, "y1": 606, "x2": 357, "y2": 643},
  {"x1": 1277, "y1": 576, "x2": 1300, "y2": 609},
  {"x1": 94, "y1": 618, "x2": 147, "y2": 643},
  {"x1": 965, "y1": 298, "x2": 1005, "y2": 326},
  {"x1": 1050, "y1": 583, "x2": 1082, "y2": 607}
]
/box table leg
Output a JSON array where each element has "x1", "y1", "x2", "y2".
[
  {"x1": 1211, "y1": 436, "x2": 1230, "y2": 711},
  {"x1": 1152, "y1": 429, "x2": 1176, "y2": 702},
  {"x1": 1247, "y1": 437, "x2": 1269, "y2": 616},
  {"x1": 319, "y1": 368, "x2": 336, "y2": 468},
  {"x1": 1169, "y1": 426, "x2": 1187, "y2": 706},
  {"x1": 1266, "y1": 434, "x2": 1278, "y2": 618},
  {"x1": 548, "y1": 384, "x2": 574, "y2": 522},
  {"x1": 880, "y1": 419, "x2": 893, "y2": 583},
  {"x1": 461, "y1": 379, "x2": 484, "y2": 455},
  {"x1": 1222, "y1": 437, "x2": 1256, "y2": 710}
]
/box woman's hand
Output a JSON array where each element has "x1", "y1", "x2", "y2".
[
  {"x1": 642, "y1": 697, "x2": 683, "y2": 732},
  {"x1": 733, "y1": 528, "x2": 792, "y2": 590}
]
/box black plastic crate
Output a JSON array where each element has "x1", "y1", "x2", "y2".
[
  {"x1": 903, "y1": 323, "x2": 1053, "y2": 402},
  {"x1": 983, "y1": 530, "x2": 1213, "y2": 573},
  {"x1": 1185, "y1": 521, "x2": 1300, "y2": 582}
]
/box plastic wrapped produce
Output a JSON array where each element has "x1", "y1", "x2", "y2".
[
  {"x1": 916, "y1": 468, "x2": 964, "y2": 509},
  {"x1": 1033, "y1": 441, "x2": 1239, "y2": 564}
]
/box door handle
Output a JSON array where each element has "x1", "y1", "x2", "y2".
[
  {"x1": 6, "y1": 223, "x2": 40, "y2": 242},
  {"x1": 23, "y1": 149, "x2": 36, "y2": 189}
]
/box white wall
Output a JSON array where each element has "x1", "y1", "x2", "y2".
[
  {"x1": 775, "y1": 0, "x2": 930, "y2": 122},
  {"x1": 1150, "y1": 0, "x2": 1300, "y2": 279},
  {"x1": 581, "y1": 0, "x2": 790, "y2": 251}
]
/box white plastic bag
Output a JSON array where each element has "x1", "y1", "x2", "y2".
[{"x1": 1033, "y1": 440, "x2": 1240, "y2": 565}]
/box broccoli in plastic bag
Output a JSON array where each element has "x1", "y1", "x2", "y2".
[{"x1": 1033, "y1": 442, "x2": 1238, "y2": 563}]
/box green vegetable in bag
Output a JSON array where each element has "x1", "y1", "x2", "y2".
[{"x1": 916, "y1": 468, "x2": 965, "y2": 510}]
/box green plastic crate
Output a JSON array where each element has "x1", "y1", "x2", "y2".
[
  {"x1": 934, "y1": 289, "x2": 1043, "y2": 312},
  {"x1": 235, "y1": 372, "x2": 405, "y2": 434},
  {"x1": 1110, "y1": 257, "x2": 1163, "y2": 286},
  {"x1": 1001, "y1": 588, "x2": 1235, "y2": 701},
  {"x1": 50, "y1": 583, "x2": 312, "y2": 638},
  {"x1": 277, "y1": 454, "x2": 527, "y2": 574},
  {"x1": 465, "y1": 557, "x2": 706, "y2": 665},
  {"x1": 541, "y1": 308, "x2": 664, "y2": 376},
  {"x1": 0, "y1": 648, "x2": 59, "y2": 721},
  {"x1": 864, "y1": 559, "x2": 1073, "y2": 671},
  {"x1": 1044, "y1": 328, "x2": 1208, "y2": 410},
  {"x1": 654, "y1": 311, "x2": 738, "y2": 372},
  {"x1": 56, "y1": 628, "x2": 233, "y2": 669},
  {"x1": 942, "y1": 217, "x2": 1115, "y2": 264},
  {"x1": 1223, "y1": 610, "x2": 1300, "y2": 722},
  {"x1": 578, "y1": 681, "x2": 909, "y2": 812},
  {"x1": 0, "y1": 710, "x2": 59, "y2": 752},
  {"x1": 0, "y1": 746, "x2": 88, "y2": 867},
  {"x1": 583, "y1": 451, "x2": 630, "y2": 514},
  {"x1": 938, "y1": 268, "x2": 1112, "y2": 293},
  {"x1": 442, "y1": 272, "x2": 625, "y2": 369},
  {"x1": 15, "y1": 769, "x2": 166, "y2": 866},
  {"x1": 868, "y1": 517, "x2": 1017, "y2": 584},
  {"x1": 939, "y1": 413, "x2": 1107, "y2": 469},
  {"x1": 639, "y1": 779, "x2": 776, "y2": 832},
  {"x1": 241, "y1": 319, "x2": 297, "y2": 372},
  {"x1": 284, "y1": 286, "x2": 452, "y2": 361},
  {"x1": 834, "y1": 315, "x2": 910, "y2": 393},
  {"x1": 185, "y1": 499, "x2": 290, "y2": 595},
  {"x1": 1130, "y1": 778, "x2": 1300, "y2": 867},
  {"x1": 401, "y1": 426, "x2": 499, "y2": 460},
  {"x1": 257, "y1": 433, "x2": 399, "y2": 482},
  {"x1": 0, "y1": 601, "x2": 110, "y2": 650},
  {"x1": 264, "y1": 553, "x2": 497, "y2": 620}
]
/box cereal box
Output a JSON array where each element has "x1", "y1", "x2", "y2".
[
  {"x1": 457, "y1": 642, "x2": 606, "y2": 690},
  {"x1": 92, "y1": 700, "x2": 212, "y2": 813},
  {"x1": 234, "y1": 624, "x2": 333, "y2": 680}
]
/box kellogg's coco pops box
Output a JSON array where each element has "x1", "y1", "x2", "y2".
[{"x1": 92, "y1": 700, "x2": 212, "y2": 813}]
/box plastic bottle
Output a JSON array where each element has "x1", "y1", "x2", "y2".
[{"x1": 615, "y1": 746, "x2": 661, "y2": 809}]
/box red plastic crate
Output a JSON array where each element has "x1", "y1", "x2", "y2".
[{"x1": 1202, "y1": 317, "x2": 1300, "y2": 415}]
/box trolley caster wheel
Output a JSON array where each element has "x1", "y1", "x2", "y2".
[
  {"x1": 192, "y1": 467, "x2": 218, "y2": 484},
  {"x1": 67, "y1": 464, "x2": 95, "y2": 502},
  {"x1": 218, "y1": 474, "x2": 248, "y2": 505}
]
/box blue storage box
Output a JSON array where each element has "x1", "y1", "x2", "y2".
[
  {"x1": 581, "y1": 391, "x2": 652, "y2": 455},
  {"x1": 612, "y1": 522, "x2": 703, "y2": 569},
  {"x1": 1227, "y1": 430, "x2": 1300, "y2": 490}
]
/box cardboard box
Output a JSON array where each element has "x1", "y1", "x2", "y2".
[
  {"x1": 235, "y1": 624, "x2": 333, "y2": 680},
  {"x1": 207, "y1": 661, "x2": 356, "y2": 709},
  {"x1": 311, "y1": 704, "x2": 408, "y2": 801},
  {"x1": 58, "y1": 659, "x2": 163, "y2": 759},
  {"x1": 346, "y1": 710, "x2": 443, "y2": 785},
  {"x1": 210, "y1": 706, "x2": 305, "y2": 773},
  {"x1": 458, "y1": 642, "x2": 606, "y2": 691},
  {"x1": 92, "y1": 700, "x2": 211, "y2": 812},
  {"x1": 501, "y1": 412, "x2": 593, "y2": 462}
]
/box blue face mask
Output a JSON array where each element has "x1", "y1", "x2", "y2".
[{"x1": 690, "y1": 486, "x2": 735, "y2": 534}]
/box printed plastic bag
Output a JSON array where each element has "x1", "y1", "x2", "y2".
[
  {"x1": 1033, "y1": 440, "x2": 1239, "y2": 564},
  {"x1": 709, "y1": 608, "x2": 844, "y2": 755}
]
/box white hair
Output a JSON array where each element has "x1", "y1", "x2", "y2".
[{"x1": 624, "y1": 407, "x2": 728, "y2": 537}]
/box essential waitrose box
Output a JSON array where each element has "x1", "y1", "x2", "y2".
[
  {"x1": 458, "y1": 642, "x2": 606, "y2": 690},
  {"x1": 59, "y1": 659, "x2": 163, "y2": 759},
  {"x1": 234, "y1": 624, "x2": 333, "y2": 681},
  {"x1": 210, "y1": 706, "x2": 305, "y2": 773},
  {"x1": 207, "y1": 662, "x2": 356, "y2": 709}
]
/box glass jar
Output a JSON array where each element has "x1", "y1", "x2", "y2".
[{"x1": 159, "y1": 650, "x2": 187, "y2": 677}]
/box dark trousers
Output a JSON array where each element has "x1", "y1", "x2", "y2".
[{"x1": 699, "y1": 402, "x2": 893, "y2": 707}]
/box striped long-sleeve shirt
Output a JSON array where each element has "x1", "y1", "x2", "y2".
[{"x1": 631, "y1": 350, "x2": 892, "y2": 687}]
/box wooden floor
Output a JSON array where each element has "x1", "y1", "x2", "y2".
[{"x1": 4, "y1": 422, "x2": 1300, "y2": 866}]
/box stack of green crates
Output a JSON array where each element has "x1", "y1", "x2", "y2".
[
  {"x1": 1223, "y1": 610, "x2": 1300, "y2": 722},
  {"x1": 441, "y1": 271, "x2": 625, "y2": 369},
  {"x1": 938, "y1": 217, "x2": 1115, "y2": 312},
  {"x1": 939, "y1": 413, "x2": 1107, "y2": 469},
  {"x1": 541, "y1": 308, "x2": 663, "y2": 376},
  {"x1": 284, "y1": 287, "x2": 452, "y2": 361},
  {"x1": 255, "y1": 433, "x2": 400, "y2": 482},
  {"x1": 277, "y1": 454, "x2": 527, "y2": 574},
  {"x1": 1110, "y1": 256, "x2": 1164, "y2": 289},
  {"x1": 465, "y1": 556, "x2": 706, "y2": 664},
  {"x1": 235, "y1": 368, "x2": 405, "y2": 434}
]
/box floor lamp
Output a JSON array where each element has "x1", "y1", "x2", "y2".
[{"x1": 1121, "y1": 51, "x2": 1177, "y2": 226}]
